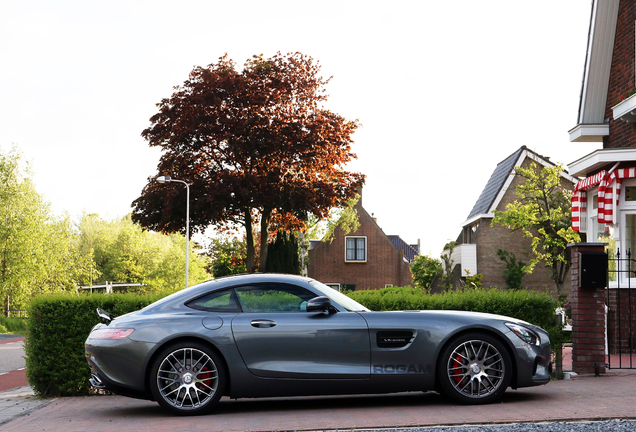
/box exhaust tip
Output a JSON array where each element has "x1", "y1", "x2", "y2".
[{"x1": 90, "y1": 374, "x2": 106, "y2": 389}]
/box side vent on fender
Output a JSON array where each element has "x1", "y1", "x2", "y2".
[{"x1": 377, "y1": 331, "x2": 414, "y2": 348}]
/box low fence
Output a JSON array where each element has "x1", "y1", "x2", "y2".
[
  {"x1": 607, "y1": 249, "x2": 636, "y2": 369},
  {"x1": 4, "y1": 309, "x2": 28, "y2": 318}
]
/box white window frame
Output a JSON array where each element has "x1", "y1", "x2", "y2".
[
  {"x1": 345, "y1": 236, "x2": 367, "y2": 263},
  {"x1": 326, "y1": 283, "x2": 341, "y2": 292},
  {"x1": 586, "y1": 187, "x2": 618, "y2": 286},
  {"x1": 612, "y1": 178, "x2": 636, "y2": 286}
]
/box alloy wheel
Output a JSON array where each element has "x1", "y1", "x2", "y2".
[
  {"x1": 446, "y1": 339, "x2": 505, "y2": 399},
  {"x1": 156, "y1": 347, "x2": 219, "y2": 410}
]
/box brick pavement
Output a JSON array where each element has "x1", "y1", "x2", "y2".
[{"x1": 1, "y1": 369, "x2": 636, "y2": 432}]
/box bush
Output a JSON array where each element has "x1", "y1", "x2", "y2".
[
  {"x1": 0, "y1": 316, "x2": 28, "y2": 334},
  {"x1": 25, "y1": 292, "x2": 169, "y2": 397},
  {"x1": 349, "y1": 286, "x2": 563, "y2": 351}
]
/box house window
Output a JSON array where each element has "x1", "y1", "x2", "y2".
[
  {"x1": 345, "y1": 236, "x2": 367, "y2": 262},
  {"x1": 625, "y1": 187, "x2": 636, "y2": 201},
  {"x1": 625, "y1": 214, "x2": 636, "y2": 256},
  {"x1": 326, "y1": 283, "x2": 341, "y2": 292}
]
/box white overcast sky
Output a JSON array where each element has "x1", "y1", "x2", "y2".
[{"x1": 0, "y1": 1, "x2": 602, "y2": 255}]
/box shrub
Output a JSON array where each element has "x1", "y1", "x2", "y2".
[
  {"x1": 349, "y1": 286, "x2": 563, "y2": 351},
  {"x1": 410, "y1": 254, "x2": 442, "y2": 290},
  {"x1": 0, "y1": 315, "x2": 29, "y2": 333},
  {"x1": 25, "y1": 292, "x2": 169, "y2": 397},
  {"x1": 497, "y1": 248, "x2": 526, "y2": 290}
]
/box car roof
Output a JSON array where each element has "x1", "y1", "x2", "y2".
[{"x1": 141, "y1": 273, "x2": 318, "y2": 313}]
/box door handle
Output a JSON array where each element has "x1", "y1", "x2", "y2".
[{"x1": 250, "y1": 319, "x2": 277, "y2": 328}]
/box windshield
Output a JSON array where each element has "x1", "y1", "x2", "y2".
[{"x1": 309, "y1": 280, "x2": 370, "y2": 312}]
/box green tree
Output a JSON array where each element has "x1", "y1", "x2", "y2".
[
  {"x1": 0, "y1": 146, "x2": 92, "y2": 310},
  {"x1": 440, "y1": 241, "x2": 456, "y2": 292},
  {"x1": 410, "y1": 253, "x2": 442, "y2": 291},
  {"x1": 266, "y1": 231, "x2": 301, "y2": 275},
  {"x1": 492, "y1": 162, "x2": 580, "y2": 293},
  {"x1": 496, "y1": 248, "x2": 526, "y2": 290},
  {"x1": 208, "y1": 236, "x2": 248, "y2": 278},
  {"x1": 132, "y1": 53, "x2": 364, "y2": 273},
  {"x1": 78, "y1": 214, "x2": 210, "y2": 291},
  {"x1": 305, "y1": 195, "x2": 361, "y2": 243}
]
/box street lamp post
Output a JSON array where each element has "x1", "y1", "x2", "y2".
[{"x1": 156, "y1": 175, "x2": 190, "y2": 289}]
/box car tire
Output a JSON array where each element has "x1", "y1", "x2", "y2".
[
  {"x1": 437, "y1": 332, "x2": 512, "y2": 405},
  {"x1": 149, "y1": 341, "x2": 226, "y2": 415}
]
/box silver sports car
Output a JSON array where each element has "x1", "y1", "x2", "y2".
[{"x1": 85, "y1": 274, "x2": 552, "y2": 415}]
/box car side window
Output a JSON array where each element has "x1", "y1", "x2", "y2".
[
  {"x1": 186, "y1": 289, "x2": 241, "y2": 312},
  {"x1": 235, "y1": 284, "x2": 316, "y2": 313}
]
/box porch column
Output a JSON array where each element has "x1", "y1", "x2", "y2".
[{"x1": 568, "y1": 243, "x2": 608, "y2": 375}]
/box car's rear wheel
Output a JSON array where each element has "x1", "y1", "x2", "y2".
[
  {"x1": 437, "y1": 333, "x2": 511, "y2": 404},
  {"x1": 149, "y1": 342, "x2": 225, "y2": 415}
]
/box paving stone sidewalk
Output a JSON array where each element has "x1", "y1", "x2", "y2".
[
  {"x1": 2, "y1": 370, "x2": 636, "y2": 432},
  {"x1": 0, "y1": 386, "x2": 53, "y2": 426}
]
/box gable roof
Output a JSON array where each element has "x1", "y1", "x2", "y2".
[
  {"x1": 387, "y1": 236, "x2": 419, "y2": 263},
  {"x1": 310, "y1": 191, "x2": 419, "y2": 263},
  {"x1": 465, "y1": 146, "x2": 526, "y2": 221},
  {"x1": 462, "y1": 146, "x2": 576, "y2": 228}
]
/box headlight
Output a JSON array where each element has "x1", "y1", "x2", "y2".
[{"x1": 505, "y1": 322, "x2": 541, "y2": 346}]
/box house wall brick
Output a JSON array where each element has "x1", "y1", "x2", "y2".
[
  {"x1": 604, "y1": 1, "x2": 636, "y2": 148},
  {"x1": 607, "y1": 288, "x2": 636, "y2": 355},
  {"x1": 308, "y1": 200, "x2": 413, "y2": 290},
  {"x1": 465, "y1": 157, "x2": 572, "y2": 296}
]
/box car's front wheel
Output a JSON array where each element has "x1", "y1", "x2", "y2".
[
  {"x1": 437, "y1": 333, "x2": 512, "y2": 404},
  {"x1": 149, "y1": 342, "x2": 226, "y2": 415}
]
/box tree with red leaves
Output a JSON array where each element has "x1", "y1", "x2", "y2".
[{"x1": 132, "y1": 52, "x2": 364, "y2": 272}]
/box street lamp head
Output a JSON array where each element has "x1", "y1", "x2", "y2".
[{"x1": 156, "y1": 175, "x2": 171, "y2": 184}]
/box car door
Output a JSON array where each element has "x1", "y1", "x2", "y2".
[{"x1": 231, "y1": 283, "x2": 371, "y2": 379}]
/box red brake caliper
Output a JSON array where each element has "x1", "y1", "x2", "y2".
[
  {"x1": 452, "y1": 354, "x2": 464, "y2": 384},
  {"x1": 198, "y1": 367, "x2": 211, "y2": 389}
]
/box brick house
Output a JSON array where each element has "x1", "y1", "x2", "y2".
[
  {"x1": 567, "y1": 0, "x2": 636, "y2": 367},
  {"x1": 450, "y1": 146, "x2": 576, "y2": 295},
  {"x1": 568, "y1": 0, "x2": 636, "y2": 256},
  {"x1": 307, "y1": 193, "x2": 418, "y2": 291}
]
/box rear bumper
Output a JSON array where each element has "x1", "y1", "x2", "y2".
[{"x1": 85, "y1": 339, "x2": 155, "y2": 399}]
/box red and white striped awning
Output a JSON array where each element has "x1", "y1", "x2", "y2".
[{"x1": 572, "y1": 168, "x2": 636, "y2": 231}]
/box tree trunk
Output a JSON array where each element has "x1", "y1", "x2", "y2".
[
  {"x1": 259, "y1": 208, "x2": 272, "y2": 272},
  {"x1": 299, "y1": 231, "x2": 307, "y2": 276},
  {"x1": 244, "y1": 209, "x2": 256, "y2": 273}
]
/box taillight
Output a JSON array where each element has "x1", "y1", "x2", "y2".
[{"x1": 90, "y1": 328, "x2": 134, "y2": 340}]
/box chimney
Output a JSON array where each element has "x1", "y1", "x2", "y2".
[{"x1": 356, "y1": 186, "x2": 363, "y2": 207}]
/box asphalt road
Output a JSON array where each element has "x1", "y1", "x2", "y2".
[{"x1": 0, "y1": 337, "x2": 25, "y2": 374}]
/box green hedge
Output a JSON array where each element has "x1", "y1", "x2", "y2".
[
  {"x1": 25, "y1": 292, "x2": 167, "y2": 397},
  {"x1": 0, "y1": 315, "x2": 28, "y2": 334},
  {"x1": 350, "y1": 287, "x2": 565, "y2": 350},
  {"x1": 25, "y1": 287, "x2": 564, "y2": 397}
]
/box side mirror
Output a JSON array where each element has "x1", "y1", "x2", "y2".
[{"x1": 306, "y1": 296, "x2": 336, "y2": 313}]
